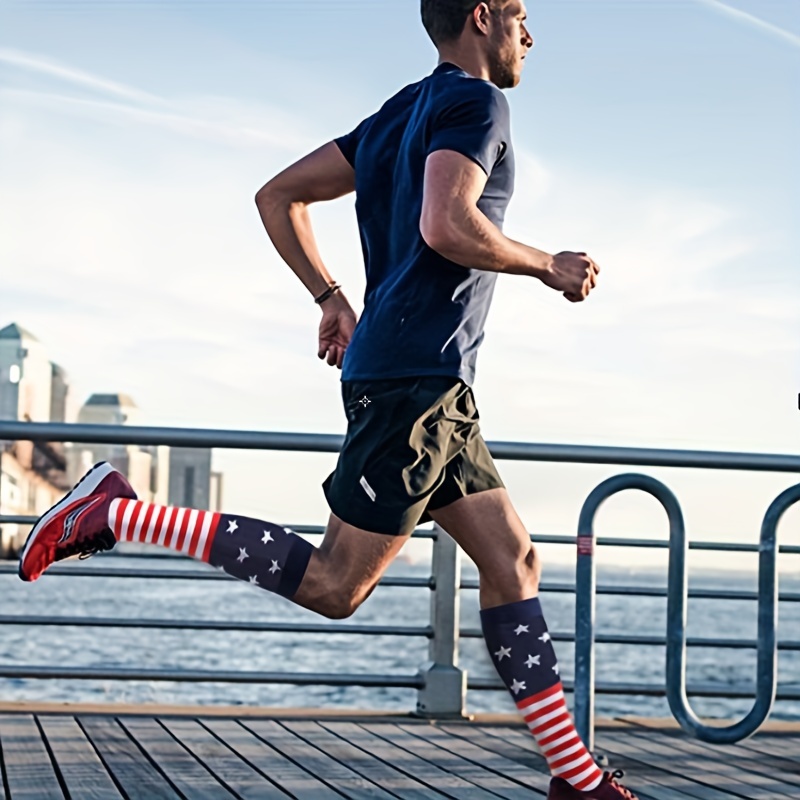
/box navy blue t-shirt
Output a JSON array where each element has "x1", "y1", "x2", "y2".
[{"x1": 335, "y1": 62, "x2": 515, "y2": 386}]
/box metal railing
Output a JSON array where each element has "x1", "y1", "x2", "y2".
[{"x1": 1, "y1": 420, "x2": 799, "y2": 739}]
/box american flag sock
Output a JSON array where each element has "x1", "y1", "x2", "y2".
[
  {"x1": 480, "y1": 597, "x2": 603, "y2": 793},
  {"x1": 108, "y1": 499, "x2": 313, "y2": 599}
]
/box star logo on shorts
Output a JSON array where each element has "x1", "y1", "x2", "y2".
[{"x1": 358, "y1": 396, "x2": 371, "y2": 408}]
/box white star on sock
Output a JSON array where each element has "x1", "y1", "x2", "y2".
[
  {"x1": 227, "y1": 520, "x2": 238, "y2": 534},
  {"x1": 248, "y1": 575, "x2": 259, "y2": 586},
  {"x1": 494, "y1": 646, "x2": 512, "y2": 661},
  {"x1": 552, "y1": 663, "x2": 560, "y2": 675},
  {"x1": 236, "y1": 548, "x2": 249, "y2": 563},
  {"x1": 269, "y1": 560, "x2": 281, "y2": 574},
  {"x1": 525, "y1": 654, "x2": 541, "y2": 668},
  {"x1": 262, "y1": 530, "x2": 274, "y2": 545},
  {"x1": 510, "y1": 679, "x2": 527, "y2": 695},
  {"x1": 538, "y1": 632, "x2": 551, "y2": 643},
  {"x1": 514, "y1": 624, "x2": 529, "y2": 636}
]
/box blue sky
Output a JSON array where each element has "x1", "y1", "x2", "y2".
[{"x1": 1, "y1": 0, "x2": 798, "y2": 568}]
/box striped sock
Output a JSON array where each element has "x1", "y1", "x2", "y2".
[
  {"x1": 480, "y1": 597, "x2": 603, "y2": 793},
  {"x1": 108, "y1": 498, "x2": 313, "y2": 599}
]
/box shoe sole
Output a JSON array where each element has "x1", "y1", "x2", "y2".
[{"x1": 18, "y1": 461, "x2": 117, "y2": 580}]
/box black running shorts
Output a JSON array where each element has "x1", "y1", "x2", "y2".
[{"x1": 322, "y1": 375, "x2": 505, "y2": 536}]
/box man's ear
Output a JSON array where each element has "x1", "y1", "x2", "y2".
[{"x1": 471, "y1": 2, "x2": 494, "y2": 36}]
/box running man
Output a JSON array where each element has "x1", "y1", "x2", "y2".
[{"x1": 19, "y1": 2, "x2": 637, "y2": 798}]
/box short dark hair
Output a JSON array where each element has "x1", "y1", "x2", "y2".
[{"x1": 421, "y1": 0, "x2": 500, "y2": 46}]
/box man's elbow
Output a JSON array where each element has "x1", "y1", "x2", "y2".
[
  {"x1": 255, "y1": 180, "x2": 280, "y2": 211},
  {"x1": 420, "y1": 216, "x2": 459, "y2": 259}
]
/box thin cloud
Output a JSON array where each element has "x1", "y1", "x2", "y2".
[
  {"x1": 696, "y1": 0, "x2": 800, "y2": 47},
  {"x1": 0, "y1": 47, "x2": 165, "y2": 106},
  {"x1": 0, "y1": 88, "x2": 314, "y2": 151}
]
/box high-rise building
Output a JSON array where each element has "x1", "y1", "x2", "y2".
[
  {"x1": 50, "y1": 363, "x2": 72, "y2": 423},
  {"x1": 0, "y1": 323, "x2": 53, "y2": 423}
]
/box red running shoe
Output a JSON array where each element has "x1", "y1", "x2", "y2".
[
  {"x1": 548, "y1": 771, "x2": 639, "y2": 800},
  {"x1": 18, "y1": 462, "x2": 136, "y2": 582}
]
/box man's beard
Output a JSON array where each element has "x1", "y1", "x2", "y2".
[{"x1": 488, "y1": 46, "x2": 517, "y2": 89}]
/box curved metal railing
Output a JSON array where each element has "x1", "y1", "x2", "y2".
[{"x1": 572, "y1": 473, "x2": 800, "y2": 749}]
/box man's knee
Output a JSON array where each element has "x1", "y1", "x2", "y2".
[
  {"x1": 314, "y1": 583, "x2": 370, "y2": 620},
  {"x1": 481, "y1": 543, "x2": 541, "y2": 596}
]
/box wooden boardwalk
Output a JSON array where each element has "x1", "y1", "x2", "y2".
[{"x1": 0, "y1": 706, "x2": 798, "y2": 799}]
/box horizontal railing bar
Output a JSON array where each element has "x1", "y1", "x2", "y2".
[
  {"x1": 0, "y1": 615, "x2": 434, "y2": 637},
  {"x1": 2, "y1": 563, "x2": 797, "y2": 602},
  {"x1": 0, "y1": 563, "x2": 434, "y2": 587},
  {"x1": 0, "y1": 666, "x2": 423, "y2": 687},
  {"x1": 1, "y1": 421, "x2": 798, "y2": 473},
  {"x1": 458, "y1": 578, "x2": 800, "y2": 602},
  {"x1": 4, "y1": 516, "x2": 796, "y2": 554},
  {"x1": 0, "y1": 518, "x2": 438, "y2": 541},
  {"x1": 459, "y1": 628, "x2": 800, "y2": 650},
  {"x1": 468, "y1": 678, "x2": 800, "y2": 700}
]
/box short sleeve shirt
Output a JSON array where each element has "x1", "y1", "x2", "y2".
[{"x1": 335, "y1": 62, "x2": 515, "y2": 386}]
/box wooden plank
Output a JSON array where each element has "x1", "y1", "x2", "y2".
[
  {"x1": 119, "y1": 717, "x2": 235, "y2": 800},
  {"x1": 161, "y1": 718, "x2": 289, "y2": 799},
  {"x1": 449, "y1": 724, "x2": 682, "y2": 800},
  {"x1": 596, "y1": 732, "x2": 740, "y2": 800},
  {"x1": 733, "y1": 734, "x2": 800, "y2": 768},
  {"x1": 244, "y1": 719, "x2": 395, "y2": 800},
  {"x1": 321, "y1": 721, "x2": 482, "y2": 799},
  {"x1": 80, "y1": 716, "x2": 180, "y2": 800},
  {"x1": 660, "y1": 733, "x2": 800, "y2": 792},
  {"x1": 0, "y1": 715, "x2": 63, "y2": 800},
  {"x1": 399, "y1": 725, "x2": 547, "y2": 800},
  {"x1": 361, "y1": 722, "x2": 514, "y2": 799},
  {"x1": 201, "y1": 719, "x2": 342, "y2": 800},
  {"x1": 330, "y1": 720, "x2": 526, "y2": 799},
  {"x1": 621, "y1": 728, "x2": 795, "y2": 800},
  {"x1": 287, "y1": 720, "x2": 438, "y2": 799},
  {"x1": 38, "y1": 717, "x2": 123, "y2": 800}
]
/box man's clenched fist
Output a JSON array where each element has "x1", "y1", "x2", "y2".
[{"x1": 541, "y1": 251, "x2": 600, "y2": 302}]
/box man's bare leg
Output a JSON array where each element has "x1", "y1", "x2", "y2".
[
  {"x1": 292, "y1": 513, "x2": 411, "y2": 619},
  {"x1": 430, "y1": 489, "x2": 607, "y2": 794}
]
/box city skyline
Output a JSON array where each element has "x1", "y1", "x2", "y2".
[{"x1": 1, "y1": 0, "x2": 798, "y2": 568}]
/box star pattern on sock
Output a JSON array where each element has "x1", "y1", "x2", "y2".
[
  {"x1": 269, "y1": 560, "x2": 281, "y2": 574},
  {"x1": 514, "y1": 624, "x2": 529, "y2": 636},
  {"x1": 237, "y1": 548, "x2": 249, "y2": 563},
  {"x1": 538, "y1": 632, "x2": 551, "y2": 643},
  {"x1": 248, "y1": 575, "x2": 259, "y2": 586},
  {"x1": 262, "y1": 530, "x2": 273, "y2": 544},
  {"x1": 525, "y1": 654, "x2": 541, "y2": 668},
  {"x1": 510, "y1": 679, "x2": 526, "y2": 695},
  {"x1": 227, "y1": 520, "x2": 238, "y2": 534},
  {"x1": 495, "y1": 646, "x2": 512, "y2": 661}
]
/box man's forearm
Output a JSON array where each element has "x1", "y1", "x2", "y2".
[
  {"x1": 423, "y1": 204, "x2": 553, "y2": 279},
  {"x1": 255, "y1": 187, "x2": 337, "y2": 300}
]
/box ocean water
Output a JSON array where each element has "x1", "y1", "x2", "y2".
[{"x1": 1, "y1": 552, "x2": 799, "y2": 724}]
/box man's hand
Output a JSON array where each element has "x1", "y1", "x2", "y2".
[
  {"x1": 318, "y1": 294, "x2": 357, "y2": 370},
  {"x1": 540, "y1": 251, "x2": 600, "y2": 303}
]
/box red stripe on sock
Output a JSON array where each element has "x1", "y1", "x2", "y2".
[
  {"x1": 516, "y1": 681, "x2": 563, "y2": 712},
  {"x1": 150, "y1": 505, "x2": 168, "y2": 545},
  {"x1": 548, "y1": 741, "x2": 586, "y2": 769},
  {"x1": 540, "y1": 726, "x2": 580, "y2": 749},
  {"x1": 126, "y1": 501, "x2": 144, "y2": 542},
  {"x1": 530, "y1": 709, "x2": 571, "y2": 738},
  {"x1": 111, "y1": 498, "x2": 131, "y2": 538},
  {"x1": 200, "y1": 513, "x2": 221, "y2": 563},
  {"x1": 174, "y1": 509, "x2": 192, "y2": 552},
  {"x1": 575, "y1": 769, "x2": 604, "y2": 792},
  {"x1": 135, "y1": 503, "x2": 157, "y2": 544},
  {"x1": 558, "y1": 756, "x2": 597, "y2": 783}
]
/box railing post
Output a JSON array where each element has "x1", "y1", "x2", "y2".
[
  {"x1": 416, "y1": 523, "x2": 467, "y2": 718},
  {"x1": 574, "y1": 506, "x2": 597, "y2": 753}
]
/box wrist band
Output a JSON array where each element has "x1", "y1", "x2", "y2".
[{"x1": 314, "y1": 283, "x2": 341, "y2": 305}]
